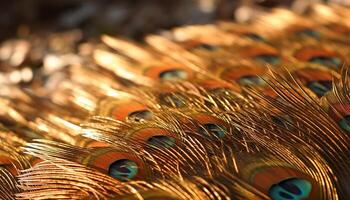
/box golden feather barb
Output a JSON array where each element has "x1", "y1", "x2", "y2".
[{"x1": 0, "y1": 3, "x2": 350, "y2": 200}]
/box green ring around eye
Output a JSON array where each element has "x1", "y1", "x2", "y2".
[
  {"x1": 309, "y1": 56, "x2": 342, "y2": 69},
  {"x1": 201, "y1": 123, "x2": 227, "y2": 138},
  {"x1": 108, "y1": 159, "x2": 138, "y2": 181},
  {"x1": 306, "y1": 80, "x2": 332, "y2": 97},
  {"x1": 254, "y1": 55, "x2": 281, "y2": 65},
  {"x1": 338, "y1": 116, "x2": 350, "y2": 132},
  {"x1": 128, "y1": 110, "x2": 154, "y2": 122},
  {"x1": 269, "y1": 178, "x2": 312, "y2": 200},
  {"x1": 237, "y1": 75, "x2": 266, "y2": 86},
  {"x1": 159, "y1": 69, "x2": 188, "y2": 81},
  {"x1": 147, "y1": 135, "x2": 176, "y2": 148}
]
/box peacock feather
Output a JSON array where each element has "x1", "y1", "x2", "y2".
[{"x1": 0, "y1": 2, "x2": 349, "y2": 200}]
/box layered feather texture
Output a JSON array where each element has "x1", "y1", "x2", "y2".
[{"x1": 0, "y1": 3, "x2": 350, "y2": 200}]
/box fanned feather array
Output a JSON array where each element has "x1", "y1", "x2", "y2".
[{"x1": 0, "y1": 3, "x2": 349, "y2": 200}]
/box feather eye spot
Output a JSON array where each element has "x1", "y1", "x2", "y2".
[
  {"x1": 254, "y1": 54, "x2": 280, "y2": 65},
  {"x1": 108, "y1": 159, "x2": 138, "y2": 182},
  {"x1": 338, "y1": 116, "x2": 350, "y2": 132},
  {"x1": 269, "y1": 178, "x2": 312, "y2": 200},
  {"x1": 306, "y1": 80, "x2": 332, "y2": 97},
  {"x1": 158, "y1": 93, "x2": 185, "y2": 108},
  {"x1": 147, "y1": 135, "x2": 176, "y2": 148},
  {"x1": 201, "y1": 123, "x2": 227, "y2": 138},
  {"x1": 159, "y1": 69, "x2": 188, "y2": 81},
  {"x1": 127, "y1": 110, "x2": 154, "y2": 122},
  {"x1": 238, "y1": 75, "x2": 266, "y2": 86},
  {"x1": 297, "y1": 29, "x2": 320, "y2": 39},
  {"x1": 278, "y1": 192, "x2": 294, "y2": 199},
  {"x1": 280, "y1": 179, "x2": 302, "y2": 195},
  {"x1": 309, "y1": 56, "x2": 341, "y2": 69}
]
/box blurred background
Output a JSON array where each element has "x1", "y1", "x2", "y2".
[
  {"x1": 0, "y1": 0, "x2": 343, "y2": 41},
  {"x1": 0, "y1": 0, "x2": 349, "y2": 88}
]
